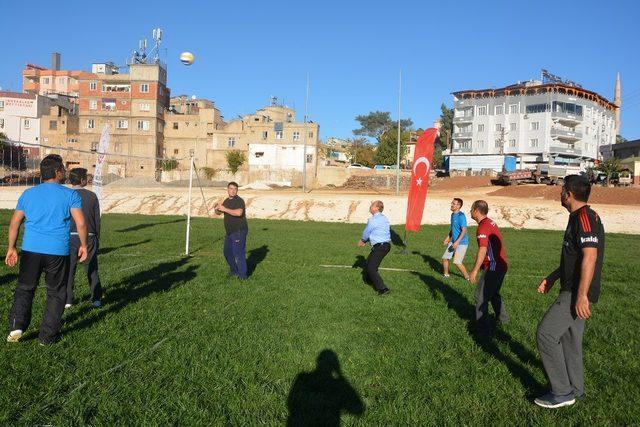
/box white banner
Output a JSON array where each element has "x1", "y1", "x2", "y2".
[{"x1": 93, "y1": 124, "x2": 110, "y2": 214}]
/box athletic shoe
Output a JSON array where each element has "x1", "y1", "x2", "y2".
[
  {"x1": 378, "y1": 288, "x2": 391, "y2": 296},
  {"x1": 92, "y1": 300, "x2": 102, "y2": 308},
  {"x1": 64, "y1": 303, "x2": 73, "y2": 309},
  {"x1": 443, "y1": 274, "x2": 450, "y2": 278},
  {"x1": 6, "y1": 330, "x2": 23, "y2": 343},
  {"x1": 574, "y1": 392, "x2": 586, "y2": 401},
  {"x1": 534, "y1": 392, "x2": 576, "y2": 409}
]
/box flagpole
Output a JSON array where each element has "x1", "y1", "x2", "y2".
[{"x1": 395, "y1": 70, "x2": 402, "y2": 197}]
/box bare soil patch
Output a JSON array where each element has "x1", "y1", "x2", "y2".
[{"x1": 489, "y1": 184, "x2": 640, "y2": 205}]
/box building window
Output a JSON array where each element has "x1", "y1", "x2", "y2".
[
  {"x1": 275, "y1": 131, "x2": 284, "y2": 140},
  {"x1": 526, "y1": 104, "x2": 550, "y2": 114},
  {"x1": 509, "y1": 139, "x2": 516, "y2": 147},
  {"x1": 89, "y1": 100, "x2": 97, "y2": 110},
  {"x1": 58, "y1": 77, "x2": 65, "y2": 84},
  {"x1": 495, "y1": 139, "x2": 501, "y2": 148},
  {"x1": 293, "y1": 131, "x2": 300, "y2": 141},
  {"x1": 117, "y1": 120, "x2": 128, "y2": 129},
  {"x1": 0, "y1": 100, "x2": 5, "y2": 110},
  {"x1": 140, "y1": 84, "x2": 149, "y2": 93},
  {"x1": 477, "y1": 140, "x2": 485, "y2": 148},
  {"x1": 306, "y1": 154, "x2": 313, "y2": 163},
  {"x1": 477, "y1": 124, "x2": 484, "y2": 132},
  {"x1": 137, "y1": 120, "x2": 150, "y2": 131},
  {"x1": 478, "y1": 106, "x2": 487, "y2": 116},
  {"x1": 309, "y1": 131, "x2": 314, "y2": 138},
  {"x1": 24, "y1": 119, "x2": 30, "y2": 129},
  {"x1": 228, "y1": 137, "x2": 236, "y2": 148},
  {"x1": 174, "y1": 149, "x2": 179, "y2": 155},
  {"x1": 530, "y1": 122, "x2": 540, "y2": 131},
  {"x1": 262, "y1": 131, "x2": 268, "y2": 139},
  {"x1": 89, "y1": 82, "x2": 97, "y2": 91},
  {"x1": 140, "y1": 103, "x2": 151, "y2": 112},
  {"x1": 42, "y1": 77, "x2": 50, "y2": 84},
  {"x1": 509, "y1": 104, "x2": 518, "y2": 114},
  {"x1": 585, "y1": 126, "x2": 589, "y2": 135},
  {"x1": 67, "y1": 138, "x2": 77, "y2": 143},
  {"x1": 49, "y1": 120, "x2": 57, "y2": 130},
  {"x1": 91, "y1": 141, "x2": 98, "y2": 151},
  {"x1": 173, "y1": 122, "x2": 178, "y2": 130},
  {"x1": 529, "y1": 138, "x2": 539, "y2": 148},
  {"x1": 102, "y1": 100, "x2": 116, "y2": 111},
  {"x1": 0, "y1": 118, "x2": 4, "y2": 129},
  {"x1": 509, "y1": 123, "x2": 517, "y2": 131},
  {"x1": 495, "y1": 124, "x2": 503, "y2": 132},
  {"x1": 114, "y1": 142, "x2": 122, "y2": 152},
  {"x1": 495, "y1": 105, "x2": 503, "y2": 115},
  {"x1": 87, "y1": 119, "x2": 94, "y2": 129}
]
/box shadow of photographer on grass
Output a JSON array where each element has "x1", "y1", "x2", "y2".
[{"x1": 287, "y1": 349, "x2": 364, "y2": 426}]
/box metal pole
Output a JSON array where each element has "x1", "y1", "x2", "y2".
[
  {"x1": 302, "y1": 73, "x2": 309, "y2": 192},
  {"x1": 396, "y1": 70, "x2": 402, "y2": 196},
  {"x1": 185, "y1": 149, "x2": 194, "y2": 255}
]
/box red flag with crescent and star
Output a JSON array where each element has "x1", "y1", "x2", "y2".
[{"x1": 405, "y1": 128, "x2": 437, "y2": 232}]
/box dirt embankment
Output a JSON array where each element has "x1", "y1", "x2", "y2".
[{"x1": 489, "y1": 184, "x2": 640, "y2": 205}]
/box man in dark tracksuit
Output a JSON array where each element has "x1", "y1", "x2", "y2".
[
  {"x1": 534, "y1": 175, "x2": 605, "y2": 409},
  {"x1": 214, "y1": 181, "x2": 248, "y2": 280},
  {"x1": 5, "y1": 155, "x2": 87, "y2": 345},
  {"x1": 66, "y1": 168, "x2": 103, "y2": 308}
]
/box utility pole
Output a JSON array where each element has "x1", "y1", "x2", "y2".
[
  {"x1": 395, "y1": 70, "x2": 402, "y2": 196},
  {"x1": 302, "y1": 73, "x2": 310, "y2": 192}
]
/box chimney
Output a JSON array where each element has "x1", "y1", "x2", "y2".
[{"x1": 52, "y1": 52, "x2": 61, "y2": 71}]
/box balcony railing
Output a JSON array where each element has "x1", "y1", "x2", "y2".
[
  {"x1": 453, "y1": 116, "x2": 474, "y2": 124},
  {"x1": 552, "y1": 110, "x2": 583, "y2": 122},
  {"x1": 452, "y1": 146, "x2": 473, "y2": 153},
  {"x1": 452, "y1": 132, "x2": 473, "y2": 139},
  {"x1": 551, "y1": 128, "x2": 582, "y2": 141},
  {"x1": 549, "y1": 144, "x2": 581, "y2": 155}
]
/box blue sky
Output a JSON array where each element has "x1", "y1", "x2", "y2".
[{"x1": 1, "y1": 0, "x2": 639, "y2": 140}]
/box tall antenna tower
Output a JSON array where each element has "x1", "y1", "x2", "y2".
[{"x1": 129, "y1": 28, "x2": 163, "y2": 65}]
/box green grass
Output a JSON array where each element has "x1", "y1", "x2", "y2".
[{"x1": 0, "y1": 210, "x2": 639, "y2": 425}]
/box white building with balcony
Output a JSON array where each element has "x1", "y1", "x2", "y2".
[{"x1": 449, "y1": 80, "x2": 617, "y2": 171}]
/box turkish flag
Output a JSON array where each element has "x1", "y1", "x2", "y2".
[{"x1": 405, "y1": 128, "x2": 437, "y2": 232}]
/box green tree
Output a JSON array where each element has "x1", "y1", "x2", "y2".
[
  {"x1": 0, "y1": 132, "x2": 6, "y2": 150},
  {"x1": 226, "y1": 150, "x2": 246, "y2": 174},
  {"x1": 439, "y1": 103, "x2": 454, "y2": 150},
  {"x1": 616, "y1": 135, "x2": 628, "y2": 144},
  {"x1": 161, "y1": 159, "x2": 179, "y2": 171},
  {"x1": 597, "y1": 157, "x2": 622, "y2": 186},
  {"x1": 374, "y1": 128, "x2": 411, "y2": 166}
]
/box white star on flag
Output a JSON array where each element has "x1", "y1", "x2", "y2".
[{"x1": 416, "y1": 177, "x2": 423, "y2": 186}]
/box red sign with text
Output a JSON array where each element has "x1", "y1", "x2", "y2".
[{"x1": 405, "y1": 128, "x2": 437, "y2": 232}]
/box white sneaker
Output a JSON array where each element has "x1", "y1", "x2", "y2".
[
  {"x1": 7, "y1": 329, "x2": 23, "y2": 343},
  {"x1": 443, "y1": 274, "x2": 450, "y2": 278},
  {"x1": 92, "y1": 300, "x2": 102, "y2": 308},
  {"x1": 64, "y1": 304, "x2": 72, "y2": 309}
]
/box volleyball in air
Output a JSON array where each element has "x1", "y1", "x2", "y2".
[{"x1": 180, "y1": 52, "x2": 195, "y2": 66}]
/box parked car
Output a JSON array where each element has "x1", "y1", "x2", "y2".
[{"x1": 347, "y1": 163, "x2": 371, "y2": 170}]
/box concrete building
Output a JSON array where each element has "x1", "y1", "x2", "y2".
[
  {"x1": 450, "y1": 78, "x2": 618, "y2": 171},
  {"x1": 22, "y1": 53, "x2": 171, "y2": 177},
  {"x1": 0, "y1": 91, "x2": 57, "y2": 157}
]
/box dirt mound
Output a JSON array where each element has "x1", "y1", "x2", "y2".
[
  {"x1": 489, "y1": 184, "x2": 640, "y2": 205},
  {"x1": 429, "y1": 176, "x2": 493, "y2": 191}
]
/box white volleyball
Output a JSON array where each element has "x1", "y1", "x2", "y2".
[{"x1": 180, "y1": 52, "x2": 195, "y2": 66}]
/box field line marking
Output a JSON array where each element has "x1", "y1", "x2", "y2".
[{"x1": 319, "y1": 264, "x2": 418, "y2": 273}]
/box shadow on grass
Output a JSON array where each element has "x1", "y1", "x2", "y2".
[
  {"x1": 99, "y1": 239, "x2": 152, "y2": 255},
  {"x1": 247, "y1": 245, "x2": 269, "y2": 276},
  {"x1": 62, "y1": 258, "x2": 197, "y2": 335},
  {"x1": 0, "y1": 272, "x2": 17, "y2": 287},
  {"x1": 287, "y1": 349, "x2": 364, "y2": 426},
  {"x1": 116, "y1": 218, "x2": 184, "y2": 233},
  {"x1": 390, "y1": 228, "x2": 405, "y2": 247},
  {"x1": 413, "y1": 251, "x2": 545, "y2": 397}
]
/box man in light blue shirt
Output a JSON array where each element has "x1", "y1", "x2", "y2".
[
  {"x1": 5, "y1": 155, "x2": 88, "y2": 345},
  {"x1": 358, "y1": 200, "x2": 391, "y2": 295},
  {"x1": 441, "y1": 197, "x2": 470, "y2": 280}
]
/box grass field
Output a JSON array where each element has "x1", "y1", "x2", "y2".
[{"x1": 1, "y1": 210, "x2": 639, "y2": 425}]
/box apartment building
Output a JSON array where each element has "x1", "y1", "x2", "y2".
[
  {"x1": 450, "y1": 79, "x2": 618, "y2": 170},
  {"x1": 0, "y1": 91, "x2": 56, "y2": 157}
]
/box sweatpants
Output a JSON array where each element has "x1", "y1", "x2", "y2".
[
  {"x1": 537, "y1": 291, "x2": 586, "y2": 397},
  {"x1": 366, "y1": 242, "x2": 391, "y2": 292},
  {"x1": 224, "y1": 229, "x2": 248, "y2": 279},
  {"x1": 66, "y1": 234, "x2": 102, "y2": 304},
  {"x1": 8, "y1": 251, "x2": 70, "y2": 343},
  {"x1": 474, "y1": 269, "x2": 509, "y2": 331}
]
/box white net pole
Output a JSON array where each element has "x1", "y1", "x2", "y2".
[{"x1": 184, "y1": 149, "x2": 195, "y2": 255}]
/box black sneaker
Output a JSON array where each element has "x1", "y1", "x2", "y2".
[
  {"x1": 378, "y1": 288, "x2": 391, "y2": 296},
  {"x1": 534, "y1": 392, "x2": 576, "y2": 409}
]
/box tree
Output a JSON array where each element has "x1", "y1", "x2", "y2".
[
  {"x1": 161, "y1": 159, "x2": 179, "y2": 171},
  {"x1": 597, "y1": 157, "x2": 622, "y2": 186},
  {"x1": 374, "y1": 127, "x2": 411, "y2": 166},
  {"x1": 0, "y1": 132, "x2": 6, "y2": 151},
  {"x1": 616, "y1": 135, "x2": 628, "y2": 144},
  {"x1": 439, "y1": 103, "x2": 454, "y2": 150},
  {"x1": 226, "y1": 150, "x2": 246, "y2": 174}
]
